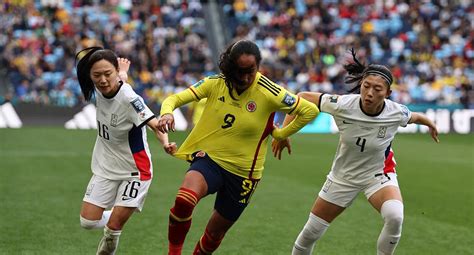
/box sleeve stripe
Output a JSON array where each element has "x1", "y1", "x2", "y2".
[
  {"x1": 189, "y1": 87, "x2": 201, "y2": 100},
  {"x1": 259, "y1": 76, "x2": 281, "y2": 92},
  {"x1": 258, "y1": 81, "x2": 279, "y2": 96},
  {"x1": 288, "y1": 96, "x2": 301, "y2": 115},
  {"x1": 318, "y1": 93, "x2": 325, "y2": 110},
  {"x1": 137, "y1": 115, "x2": 156, "y2": 129}
]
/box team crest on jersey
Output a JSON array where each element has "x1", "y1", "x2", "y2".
[
  {"x1": 377, "y1": 126, "x2": 387, "y2": 138},
  {"x1": 110, "y1": 114, "x2": 118, "y2": 127},
  {"x1": 282, "y1": 93, "x2": 296, "y2": 106},
  {"x1": 246, "y1": 101, "x2": 257, "y2": 112},
  {"x1": 131, "y1": 98, "x2": 145, "y2": 113},
  {"x1": 330, "y1": 95, "x2": 338, "y2": 103}
]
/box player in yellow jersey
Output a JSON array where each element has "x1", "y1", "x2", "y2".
[{"x1": 157, "y1": 40, "x2": 319, "y2": 255}]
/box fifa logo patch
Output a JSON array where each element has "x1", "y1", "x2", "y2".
[
  {"x1": 282, "y1": 93, "x2": 296, "y2": 106},
  {"x1": 110, "y1": 114, "x2": 118, "y2": 127},
  {"x1": 377, "y1": 126, "x2": 387, "y2": 138},
  {"x1": 246, "y1": 101, "x2": 257, "y2": 112},
  {"x1": 131, "y1": 98, "x2": 145, "y2": 113}
]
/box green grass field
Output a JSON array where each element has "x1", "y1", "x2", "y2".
[{"x1": 0, "y1": 127, "x2": 473, "y2": 254}]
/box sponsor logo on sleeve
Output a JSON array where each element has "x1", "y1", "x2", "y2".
[
  {"x1": 131, "y1": 98, "x2": 145, "y2": 113},
  {"x1": 330, "y1": 95, "x2": 338, "y2": 103},
  {"x1": 282, "y1": 93, "x2": 296, "y2": 106}
]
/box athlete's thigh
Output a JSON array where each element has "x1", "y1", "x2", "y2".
[
  {"x1": 114, "y1": 179, "x2": 152, "y2": 212},
  {"x1": 318, "y1": 174, "x2": 361, "y2": 208},
  {"x1": 82, "y1": 175, "x2": 120, "y2": 214},
  {"x1": 214, "y1": 170, "x2": 259, "y2": 222},
  {"x1": 365, "y1": 173, "x2": 402, "y2": 212}
]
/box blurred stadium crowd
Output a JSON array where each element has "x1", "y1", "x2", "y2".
[{"x1": 0, "y1": 0, "x2": 473, "y2": 109}]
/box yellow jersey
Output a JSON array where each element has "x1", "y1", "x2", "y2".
[{"x1": 161, "y1": 72, "x2": 318, "y2": 179}]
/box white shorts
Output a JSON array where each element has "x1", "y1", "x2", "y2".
[
  {"x1": 83, "y1": 174, "x2": 151, "y2": 212},
  {"x1": 318, "y1": 172, "x2": 399, "y2": 208}
]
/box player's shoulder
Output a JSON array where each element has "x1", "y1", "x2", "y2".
[
  {"x1": 322, "y1": 93, "x2": 358, "y2": 106},
  {"x1": 255, "y1": 73, "x2": 283, "y2": 97},
  {"x1": 384, "y1": 99, "x2": 410, "y2": 116}
]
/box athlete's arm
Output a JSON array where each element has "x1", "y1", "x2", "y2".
[
  {"x1": 158, "y1": 88, "x2": 198, "y2": 133},
  {"x1": 147, "y1": 117, "x2": 177, "y2": 154},
  {"x1": 271, "y1": 92, "x2": 321, "y2": 159},
  {"x1": 408, "y1": 112, "x2": 439, "y2": 143},
  {"x1": 271, "y1": 96, "x2": 319, "y2": 140}
]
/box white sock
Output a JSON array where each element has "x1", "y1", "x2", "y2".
[
  {"x1": 377, "y1": 200, "x2": 404, "y2": 255},
  {"x1": 96, "y1": 225, "x2": 122, "y2": 255},
  {"x1": 80, "y1": 210, "x2": 112, "y2": 230},
  {"x1": 292, "y1": 213, "x2": 330, "y2": 255}
]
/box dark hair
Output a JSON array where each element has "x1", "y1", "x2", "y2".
[
  {"x1": 344, "y1": 48, "x2": 393, "y2": 93},
  {"x1": 218, "y1": 40, "x2": 262, "y2": 99},
  {"x1": 75, "y1": 47, "x2": 119, "y2": 101}
]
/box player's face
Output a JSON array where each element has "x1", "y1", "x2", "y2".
[
  {"x1": 90, "y1": 59, "x2": 120, "y2": 97},
  {"x1": 360, "y1": 75, "x2": 391, "y2": 114},
  {"x1": 232, "y1": 54, "x2": 258, "y2": 91}
]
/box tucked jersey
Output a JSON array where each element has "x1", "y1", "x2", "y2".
[
  {"x1": 161, "y1": 72, "x2": 317, "y2": 179},
  {"x1": 319, "y1": 94, "x2": 411, "y2": 185},
  {"x1": 92, "y1": 83, "x2": 155, "y2": 181}
]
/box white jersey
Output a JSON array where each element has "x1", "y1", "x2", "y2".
[
  {"x1": 91, "y1": 83, "x2": 155, "y2": 181},
  {"x1": 319, "y1": 94, "x2": 411, "y2": 185}
]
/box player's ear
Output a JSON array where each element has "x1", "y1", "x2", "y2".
[{"x1": 386, "y1": 89, "x2": 392, "y2": 98}]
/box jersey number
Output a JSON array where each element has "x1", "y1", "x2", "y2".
[
  {"x1": 97, "y1": 121, "x2": 109, "y2": 140},
  {"x1": 122, "y1": 181, "x2": 141, "y2": 199},
  {"x1": 221, "y1": 114, "x2": 236, "y2": 129},
  {"x1": 356, "y1": 137, "x2": 366, "y2": 152}
]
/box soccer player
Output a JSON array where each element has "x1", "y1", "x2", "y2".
[
  {"x1": 75, "y1": 47, "x2": 176, "y2": 255},
  {"x1": 157, "y1": 40, "x2": 319, "y2": 255},
  {"x1": 273, "y1": 49, "x2": 440, "y2": 255}
]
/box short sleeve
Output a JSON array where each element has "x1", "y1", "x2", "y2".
[
  {"x1": 399, "y1": 104, "x2": 412, "y2": 127},
  {"x1": 319, "y1": 94, "x2": 341, "y2": 115},
  {"x1": 129, "y1": 96, "x2": 155, "y2": 128}
]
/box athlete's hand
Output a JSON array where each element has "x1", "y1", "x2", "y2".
[
  {"x1": 272, "y1": 138, "x2": 291, "y2": 160},
  {"x1": 429, "y1": 125, "x2": 440, "y2": 143},
  {"x1": 117, "y1": 58, "x2": 130, "y2": 82},
  {"x1": 157, "y1": 114, "x2": 175, "y2": 133},
  {"x1": 163, "y1": 142, "x2": 177, "y2": 155}
]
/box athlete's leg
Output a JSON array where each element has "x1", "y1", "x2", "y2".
[
  {"x1": 192, "y1": 210, "x2": 234, "y2": 255},
  {"x1": 368, "y1": 186, "x2": 403, "y2": 255},
  {"x1": 292, "y1": 196, "x2": 345, "y2": 255},
  {"x1": 80, "y1": 202, "x2": 111, "y2": 229},
  {"x1": 96, "y1": 206, "x2": 135, "y2": 255},
  {"x1": 168, "y1": 170, "x2": 207, "y2": 255}
]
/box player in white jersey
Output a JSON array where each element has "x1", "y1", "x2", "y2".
[
  {"x1": 273, "y1": 49, "x2": 439, "y2": 255},
  {"x1": 75, "y1": 47, "x2": 176, "y2": 255}
]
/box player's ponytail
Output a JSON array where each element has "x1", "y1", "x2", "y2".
[
  {"x1": 75, "y1": 47, "x2": 103, "y2": 101},
  {"x1": 75, "y1": 47, "x2": 119, "y2": 102},
  {"x1": 344, "y1": 48, "x2": 393, "y2": 93}
]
